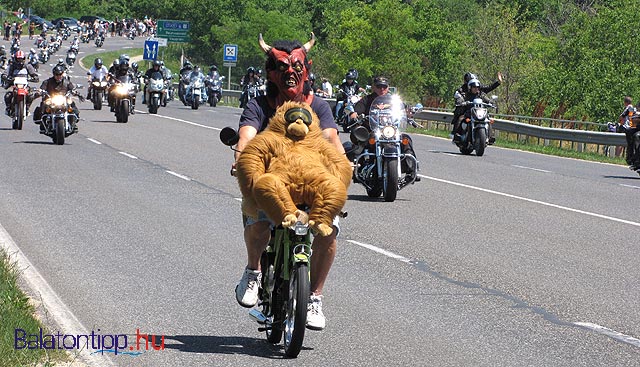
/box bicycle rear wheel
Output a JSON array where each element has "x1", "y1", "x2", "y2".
[{"x1": 283, "y1": 263, "x2": 309, "y2": 358}]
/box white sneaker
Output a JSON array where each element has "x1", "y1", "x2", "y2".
[
  {"x1": 235, "y1": 268, "x2": 261, "y2": 308},
  {"x1": 306, "y1": 295, "x2": 325, "y2": 330}
]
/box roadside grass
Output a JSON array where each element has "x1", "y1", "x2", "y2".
[
  {"x1": 79, "y1": 48, "x2": 143, "y2": 70},
  {"x1": 0, "y1": 249, "x2": 67, "y2": 366},
  {"x1": 407, "y1": 125, "x2": 628, "y2": 166}
]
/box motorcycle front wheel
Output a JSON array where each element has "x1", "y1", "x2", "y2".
[
  {"x1": 149, "y1": 96, "x2": 159, "y2": 114},
  {"x1": 283, "y1": 263, "x2": 309, "y2": 358},
  {"x1": 13, "y1": 99, "x2": 25, "y2": 130},
  {"x1": 192, "y1": 95, "x2": 199, "y2": 110},
  {"x1": 474, "y1": 129, "x2": 487, "y2": 157},
  {"x1": 92, "y1": 92, "x2": 102, "y2": 110},
  {"x1": 383, "y1": 158, "x2": 399, "y2": 202},
  {"x1": 53, "y1": 118, "x2": 65, "y2": 145}
]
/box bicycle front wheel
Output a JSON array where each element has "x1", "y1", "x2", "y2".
[{"x1": 283, "y1": 262, "x2": 309, "y2": 358}]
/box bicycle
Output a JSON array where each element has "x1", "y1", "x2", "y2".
[
  {"x1": 219, "y1": 127, "x2": 311, "y2": 357},
  {"x1": 249, "y1": 210, "x2": 311, "y2": 358}
]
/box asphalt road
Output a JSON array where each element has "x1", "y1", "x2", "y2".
[{"x1": 1, "y1": 34, "x2": 639, "y2": 366}]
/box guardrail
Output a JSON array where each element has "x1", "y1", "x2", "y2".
[{"x1": 413, "y1": 110, "x2": 627, "y2": 146}]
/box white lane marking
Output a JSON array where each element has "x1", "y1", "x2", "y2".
[
  {"x1": 0, "y1": 224, "x2": 116, "y2": 367},
  {"x1": 165, "y1": 170, "x2": 191, "y2": 181},
  {"x1": 620, "y1": 184, "x2": 640, "y2": 190},
  {"x1": 511, "y1": 165, "x2": 551, "y2": 173},
  {"x1": 346, "y1": 240, "x2": 412, "y2": 263},
  {"x1": 420, "y1": 174, "x2": 640, "y2": 228},
  {"x1": 145, "y1": 113, "x2": 222, "y2": 131},
  {"x1": 118, "y1": 151, "x2": 138, "y2": 159},
  {"x1": 574, "y1": 322, "x2": 640, "y2": 348},
  {"x1": 87, "y1": 138, "x2": 102, "y2": 145}
]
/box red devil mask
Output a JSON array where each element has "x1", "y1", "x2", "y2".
[{"x1": 259, "y1": 33, "x2": 315, "y2": 105}]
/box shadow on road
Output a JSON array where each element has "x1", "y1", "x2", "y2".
[
  {"x1": 161, "y1": 334, "x2": 312, "y2": 358},
  {"x1": 14, "y1": 140, "x2": 56, "y2": 145},
  {"x1": 602, "y1": 175, "x2": 640, "y2": 180},
  {"x1": 348, "y1": 194, "x2": 410, "y2": 202}
]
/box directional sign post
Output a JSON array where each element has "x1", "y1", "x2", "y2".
[
  {"x1": 157, "y1": 20, "x2": 190, "y2": 43},
  {"x1": 143, "y1": 40, "x2": 159, "y2": 61},
  {"x1": 223, "y1": 44, "x2": 238, "y2": 89}
]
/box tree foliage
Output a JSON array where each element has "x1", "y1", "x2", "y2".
[{"x1": 4, "y1": 0, "x2": 638, "y2": 121}]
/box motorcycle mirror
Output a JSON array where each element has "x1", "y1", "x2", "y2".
[
  {"x1": 220, "y1": 127, "x2": 240, "y2": 146},
  {"x1": 351, "y1": 126, "x2": 369, "y2": 143}
]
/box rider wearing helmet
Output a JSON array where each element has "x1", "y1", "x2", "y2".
[
  {"x1": 335, "y1": 70, "x2": 365, "y2": 118},
  {"x1": 87, "y1": 57, "x2": 109, "y2": 98},
  {"x1": 239, "y1": 67, "x2": 258, "y2": 108},
  {"x1": 3, "y1": 50, "x2": 39, "y2": 116},
  {"x1": 178, "y1": 61, "x2": 194, "y2": 105},
  {"x1": 451, "y1": 71, "x2": 502, "y2": 139},
  {"x1": 143, "y1": 59, "x2": 165, "y2": 104},
  {"x1": 34, "y1": 65, "x2": 83, "y2": 132},
  {"x1": 451, "y1": 77, "x2": 495, "y2": 142}
]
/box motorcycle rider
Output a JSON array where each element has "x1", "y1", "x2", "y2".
[
  {"x1": 142, "y1": 60, "x2": 164, "y2": 104},
  {"x1": 86, "y1": 58, "x2": 109, "y2": 99},
  {"x1": 348, "y1": 76, "x2": 420, "y2": 181},
  {"x1": 0, "y1": 45, "x2": 6, "y2": 67},
  {"x1": 33, "y1": 65, "x2": 84, "y2": 132},
  {"x1": 108, "y1": 55, "x2": 137, "y2": 113},
  {"x1": 186, "y1": 65, "x2": 206, "y2": 104},
  {"x1": 178, "y1": 61, "x2": 193, "y2": 105},
  {"x1": 335, "y1": 70, "x2": 365, "y2": 119},
  {"x1": 619, "y1": 96, "x2": 640, "y2": 170},
  {"x1": 206, "y1": 65, "x2": 222, "y2": 102},
  {"x1": 233, "y1": 33, "x2": 346, "y2": 331},
  {"x1": 3, "y1": 50, "x2": 39, "y2": 116},
  {"x1": 450, "y1": 71, "x2": 502, "y2": 140},
  {"x1": 239, "y1": 67, "x2": 259, "y2": 108},
  {"x1": 452, "y1": 78, "x2": 495, "y2": 142}
]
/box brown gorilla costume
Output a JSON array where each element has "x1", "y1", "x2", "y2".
[{"x1": 236, "y1": 101, "x2": 352, "y2": 236}]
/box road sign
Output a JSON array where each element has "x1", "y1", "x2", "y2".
[
  {"x1": 157, "y1": 20, "x2": 190, "y2": 43},
  {"x1": 147, "y1": 37, "x2": 167, "y2": 47},
  {"x1": 223, "y1": 62, "x2": 236, "y2": 67},
  {"x1": 223, "y1": 44, "x2": 238, "y2": 62},
  {"x1": 143, "y1": 40, "x2": 159, "y2": 61}
]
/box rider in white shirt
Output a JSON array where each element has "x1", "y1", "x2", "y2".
[{"x1": 86, "y1": 58, "x2": 109, "y2": 98}]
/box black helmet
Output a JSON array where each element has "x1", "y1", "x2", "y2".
[
  {"x1": 53, "y1": 65, "x2": 65, "y2": 76},
  {"x1": 247, "y1": 66, "x2": 255, "y2": 74},
  {"x1": 112, "y1": 59, "x2": 120, "y2": 67},
  {"x1": 131, "y1": 62, "x2": 138, "y2": 71},
  {"x1": 463, "y1": 72, "x2": 477, "y2": 83},
  {"x1": 345, "y1": 71, "x2": 356, "y2": 80},
  {"x1": 348, "y1": 68, "x2": 359, "y2": 80},
  {"x1": 153, "y1": 60, "x2": 162, "y2": 67},
  {"x1": 467, "y1": 78, "x2": 481, "y2": 89},
  {"x1": 183, "y1": 60, "x2": 191, "y2": 68},
  {"x1": 210, "y1": 65, "x2": 218, "y2": 71},
  {"x1": 256, "y1": 68, "x2": 262, "y2": 75},
  {"x1": 94, "y1": 58, "x2": 103, "y2": 67},
  {"x1": 308, "y1": 73, "x2": 316, "y2": 82}
]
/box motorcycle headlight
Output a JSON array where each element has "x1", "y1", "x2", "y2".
[
  {"x1": 114, "y1": 85, "x2": 128, "y2": 95},
  {"x1": 50, "y1": 95, "x2": 66, "y2": 106},
  {"x1": 92, "y1": 82, "x2": 101, "y2": 87},
  {"x1": 382, "y1": 126, "x2": 397, "y2": 139},
  {"x1": 474, "y1": 108, "x2": 488, "y2": 120}
]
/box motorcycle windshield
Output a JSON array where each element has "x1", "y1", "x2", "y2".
[
  {"x1": 368, "y1": 94, "x2": 406, "y2": 132},
  {"x1": 150, "y1": 71, "x2": 163, "y2": 81}
]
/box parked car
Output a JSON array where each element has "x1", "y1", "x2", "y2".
[
  {"x1": 79, "y1": 15, "x2": 107, "y2": 24},
  {"x1": 51, "y1": 18, "x2": 80, "y2": 32},
  {"x1": 27, "y1": 15, "x2": 54, "y2": 30}
]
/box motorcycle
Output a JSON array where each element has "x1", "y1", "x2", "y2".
[
  {"x1": 336, "y1": 91, "x2": 363, "y2": 133},
  {"x1": 65, "y1": 50, "x2": 76, "y2": 67},
  {"x1": 28, "y1": 53, "x2": 39, "y2": 71},
  {"x1": 39, "y1": 48, "x2": 49, "y2": 64},
  {"x1": 95, "y1": 34, "x2": 104, "y2": 47},
  {"x1": 346, "y1": 94, "x2": 419, "y2": 202},
  {"x1": 109, "y1": 74, "x2": 137, "y2": 123},
  {"x1": 454, "y1": 96, "x2": 497, "y2": 156},
  {"x1": 127, "y1": 28, "x2": 136, "y2": 40},
  {"x1": 88, "y1": 74, "x2": 108, "y2": 110},
  {"x1": 145, "y1": 71, "x2": 166, "y2": 114},
  {"x1": 39, "y1": 89, "x2": 81, "y2": 145},
  {"x1": 206, "y1": 75, "x2": 224, "y2": 107},
  {"x1": 239, "y1": 82, "x2": 264, "y2": 109},
  {"x1": 178, "y1": 71, "x2": 191, "y2": 105},
  {"x1": 185, "y1": 73, "x2": 207, "y2": 110},
  {"x1": 6, "y1": 70, "x2": 36, "y2": 130},
  {"x1": 0, "y1": 54, "x2": 8, "y2": 69}
]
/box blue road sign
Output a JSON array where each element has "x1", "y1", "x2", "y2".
[
  {"x1": 223, "y1": 44, "x2": 238, "y2": 62},
  {"x1": 143, "y1": 40, "x2": 159, "y2": 61}
]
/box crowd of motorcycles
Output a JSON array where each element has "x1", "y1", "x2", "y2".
[{"x1": 1, "y1": 27, "x2": 226, "y2": 145}]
